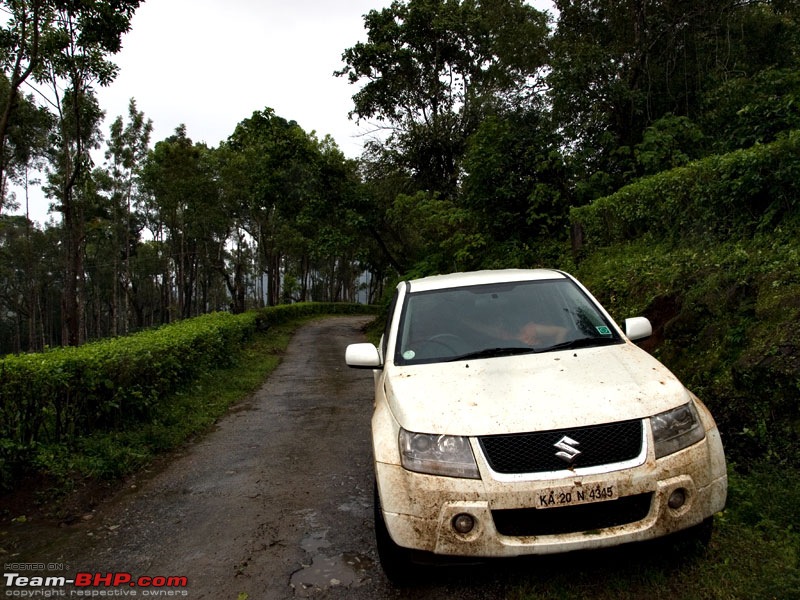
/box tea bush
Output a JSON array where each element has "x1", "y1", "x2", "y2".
[
  {"x1": 0, "y1": 303, "x2": 376, "y2": 491},
  {"x1": 571, "y1": 130, "x2": 800, "y2": 247}
]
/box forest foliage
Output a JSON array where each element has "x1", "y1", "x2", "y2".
[{"x1": 1, "y1": 0, "x2": 799, "y2": 471}]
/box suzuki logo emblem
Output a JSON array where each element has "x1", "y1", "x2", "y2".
[{"x1": 554, "y1": 436, "x2": 582, "y2": 464}]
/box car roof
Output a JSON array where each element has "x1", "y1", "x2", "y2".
[{"x1": 405, "y1": 269, "x2": 567, "y2": 293}]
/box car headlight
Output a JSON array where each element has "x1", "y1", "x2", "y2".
[
  {"x1": 399, "y1": 429, "x2": 480, "y2": 479},
  {"x1": 651, "y1": 401, "x2": 706, "y2": 458}
]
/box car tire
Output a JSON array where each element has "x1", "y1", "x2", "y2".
[{"x1": 373, "y1": 481, "x2": 419, "y2": 586}]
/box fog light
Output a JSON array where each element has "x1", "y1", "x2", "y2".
[
  {"x1": 452, "y1": 513, "x2": 475, "y2": 534},
  {"x1": 668, "y1": 488, "x2": 687, "y2": 509}
]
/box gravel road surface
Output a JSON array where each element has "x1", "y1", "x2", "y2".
[{"x1": 5, "y1": 316, "x2": 535, "y2": 599}]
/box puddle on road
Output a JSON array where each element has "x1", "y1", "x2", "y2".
[
  {"x1": 300, "y1": 529, "x2": 330, "y2": 554},
  {"x1": 290, "y1": 552, "x2": 374, "y2": 597},
  {"x1": 291, "y1": 512, "x2": 374, "y2": 596},
  {"x1": 336, "y1": 496, "x2": 371, "y2": 517}
]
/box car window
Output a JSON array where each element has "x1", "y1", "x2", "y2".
[{"x1": 394, "y1": 279, "x2": 621, "y2": 365}]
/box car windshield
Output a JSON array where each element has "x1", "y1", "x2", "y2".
[{"x1": 394, "y1": 278, "x2": 622, "y2": 365}]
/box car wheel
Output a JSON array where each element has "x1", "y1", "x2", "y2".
[{"x1": 373, "y1": 481, "x2": 419, "y2": 586}]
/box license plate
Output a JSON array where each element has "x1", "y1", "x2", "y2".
[{"x1": 537, "y1": 484, "x2": 615, "y2": 508}]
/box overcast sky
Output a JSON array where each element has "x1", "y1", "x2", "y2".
[{"x1": 95, "y1": 0, "x2": 395, "y2": 158}]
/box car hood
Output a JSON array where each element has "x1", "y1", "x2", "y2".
[{"x1": 384, "y1": 342, "x2": 690, "y2": 436}]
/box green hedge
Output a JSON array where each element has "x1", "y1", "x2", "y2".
[
  {"x1": 0, "y1": 312, "x2": 258, "y2": 447},
  {"x1": 0, "y1": 303, "x2": 377, "y2": 489},
  {"x1": 571, "y1": 130, "x2": 800, "y2": 246}
]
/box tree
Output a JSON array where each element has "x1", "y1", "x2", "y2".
[
  {"x1": 0, "y1": 76, "x2": 53, "y2": 212},
  {"x1": 140, "y1": 126, "x2": 224, "y2": 320},
  {"x1": 386, "y1": 189, "x2": 486, "y2": 276},
  {"x1": 0, "y1": 0, "x2": 52, "y2": 203},
  {"x1": 355, "y1": 144, "x2": 418, "y2": 275},
  {"x1": 548, "y1": 0, "x2": 800, "y2": 201},
  {"x1": 213, "y1": 141, "x2": 253, "y2": 313},
  {"x1": 38, "y1": 0, "x2": 141, "y2": 346},
  {"x1": 296, "y1": 137, "x2": 366, "y2": 302},
  {"x1": 45, "y1": 86, "x2": 104, "y2": 346},
  {"x1": 633, "y1": 114, "x2": 706, "y2": 176},
  {"x1": 219, "y1": 109, "x2": 372, "y2": 305},
  {"x1": 103, "y1": 99, "x2": 152, "y2": 333},
  {"x1": 337, "y1": 0, "x2": 549, "y2": 196},
  {"x1": 461, "y1": 109, "x2": 569, "y2": 263},
  {"x1": 702, "y1": 67, "x2": 800, "y2": 153},
  {"x1": 222, "y1": 109, "x2": 321, "y2": 306}
]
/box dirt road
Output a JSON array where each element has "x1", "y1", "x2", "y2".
[{"x1": 5, "y1": 316, "x2": 524, "y2": 599}]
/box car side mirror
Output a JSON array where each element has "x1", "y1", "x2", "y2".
[
  {"x1": 345, "y1": 343, "x2": 383, "y2": 369},
  {"x1": 625, "y1": 317, "x2": 653, "y2": 341}
]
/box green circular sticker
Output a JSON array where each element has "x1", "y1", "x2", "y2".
[{"x1": 403, "y1": 350, "x2": 416, "y2": 360}]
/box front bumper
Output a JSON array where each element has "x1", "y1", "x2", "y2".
[{"x1": 376, "y1": 427, "x2": 728, "y2": 557}]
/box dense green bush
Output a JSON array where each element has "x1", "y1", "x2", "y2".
[
  {"x1": 571, "y1": 130, "x2": 800, "y2": 247},
  {"x1": 0, "y1": 303, "x2": 376, "y2": 491},
  {"x1": 566, "y1": 133, "x2": 800, "y2": 469},
  {"x1": 0, "y1": 312, "x2": 258, "y2": 487}
]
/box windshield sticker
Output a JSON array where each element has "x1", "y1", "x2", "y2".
[
  {"x1": 596, "y1": 326, "x2": 612, "y2": 335},
  {"x1": 403, "y1": 350, "x2": 416, "y2": 360}
]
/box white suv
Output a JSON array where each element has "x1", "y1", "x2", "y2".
[{"x1": 346, "y1": 269, "x2": 727, "y2": 583}]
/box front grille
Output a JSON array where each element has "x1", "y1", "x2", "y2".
[
  {"x1": 492, "y1": 493, "x2": 653, "y2": 536},
  {"x1": 479, "y1": 419, "x2": 643, "y2": 474}
]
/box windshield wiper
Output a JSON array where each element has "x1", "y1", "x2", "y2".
[
  {"x1": 543, "y1": 337, "x2": 620, "y2": 352},
  {"x1": 449, "y1": 346, "x2": 537, "y2": 362}
]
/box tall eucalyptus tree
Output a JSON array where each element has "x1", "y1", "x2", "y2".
[
  {"x1": 39, "y1": 0, "x2": 141, "y2": 345},
  {"x1": 0, "y1": 0, "x2": 52, "y2": 204},
  {"x1": 103, "y1": 99, "x2": 152, "y2": 333}
]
